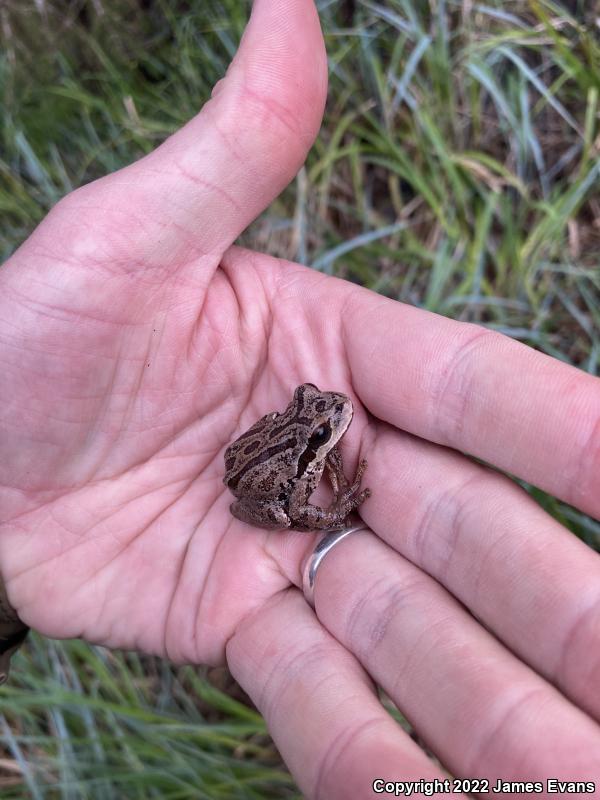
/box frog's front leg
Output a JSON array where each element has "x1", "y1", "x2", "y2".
[
  {"x1": 339, "y1": 457, "x2": 369, "y2": 504},
  {"x1": 230, "y1": 498, "x2": 291, "y2": 530},
  {"x1": 326, "y1": 448, "x2": 369, "y2": 504},
  {"x1": 325, "y1": 446, "x2": 349, "y2": 497}
]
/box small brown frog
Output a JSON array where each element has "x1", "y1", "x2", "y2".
[{"x1": 223, "y1": 383, "x2": 370, "y2": 530}]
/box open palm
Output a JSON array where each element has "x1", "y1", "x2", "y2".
[
  {"x1": 3, "y1": 0, "x2": 600, "y2": 792},
  {"x1": 0, "y1": 0, "x2": 333, "y2": 664}
]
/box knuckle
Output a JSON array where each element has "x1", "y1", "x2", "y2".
[{"x1": 430, "y1": 325, "x2": 500, "y2": 443}]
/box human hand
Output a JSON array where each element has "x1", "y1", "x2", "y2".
[
  {"x1": 2, "y1": 0, "x2": 599, "y2": 794},
  {"x1": 0, "y1": 0, "x2": 329, "y2": 657}
]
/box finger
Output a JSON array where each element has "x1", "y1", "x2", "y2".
[
  {"x1": 310, "y1": 531, "x2": 600, "y2": 781},
  {"x1": 342, "y1": 287, "x2": 600, "y2": 518},
  {"x1": 36, "y1": 0, "x2": 327, "y2": 266},
  {"x1": 226, "y1": 589, "x2": 454, "y2": 800},
  {"x1": 362, "y1": 425, "x2": 600, "y2": 722}
]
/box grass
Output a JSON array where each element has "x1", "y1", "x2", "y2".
[
  {"x1": 0, "y1": 638, "x2": 296, "y2": 799},
  {"x1": 1, "y1": 0, "x2": 599, "y2": 796}
]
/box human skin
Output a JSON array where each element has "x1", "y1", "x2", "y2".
[{"x1": 1, "y1": 0, "x2": 600, "y2": 796}]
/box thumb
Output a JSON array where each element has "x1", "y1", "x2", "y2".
[{"x1": 66, "y1": 0, "x2": 328, "y2": 267}]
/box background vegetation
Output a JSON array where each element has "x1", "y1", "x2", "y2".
[{"x1": 1, "y1": 0, "x2": 598, "y2": 796}]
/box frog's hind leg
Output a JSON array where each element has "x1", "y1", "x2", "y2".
[
  {"x1": 288, "y1": 454, "x2": 370, "y2": 531},
  {"x1": 229, "y1": 499, "x2": 291, "y2": 530}
]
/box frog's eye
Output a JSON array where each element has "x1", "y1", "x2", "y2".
[{"x1": 309, "y1": 424, "x2": 332, "y2": 448}]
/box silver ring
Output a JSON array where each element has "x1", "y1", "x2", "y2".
[{"x1": 302, "y1": 523, "x2": 369, "y2": 608}]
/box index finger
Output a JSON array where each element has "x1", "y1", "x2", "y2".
[{"x1": 344, "y1": 289, "x2": 600, "y2": 519}]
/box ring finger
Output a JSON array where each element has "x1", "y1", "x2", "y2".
[{"x1": 310, "y1": 525, "x2": 600, "y2": 781}]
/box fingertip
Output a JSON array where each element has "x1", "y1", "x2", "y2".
[{"x1": 237, "y1": 0, "x2": 328, "y2": 143}]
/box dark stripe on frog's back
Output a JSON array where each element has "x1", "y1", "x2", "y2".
[
  {"x1": 226, "y1": 436, "x2": 298, "y2": 490},
  {"x1": 291, "y1": 383, "x2": 320, "y2": 418},
  {"x1": 227, "y1": 411, "x2": 313, "y2": 468},
  {"x1": 231, "y1": 384, "x2": 318, "y2": 435},
  {"x1": 228, "y1": 412, "x2": 275, "y2": 447},
  {"x1": 225, "y1": 386, "x2": 326, "y2": 484},
  {"x1": 226, "y1": 389, "x2": 311, "y2": 455},
  {"x1": 295, "y1": 383, "x2": 310, "y2": 409},
  {"x1": 224, "y1": 413, "x2": 277, "y2": 471}
]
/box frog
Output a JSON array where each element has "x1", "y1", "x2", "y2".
[{"x1": 223, "y1": 383, "x2": 371, "y2": 531}]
